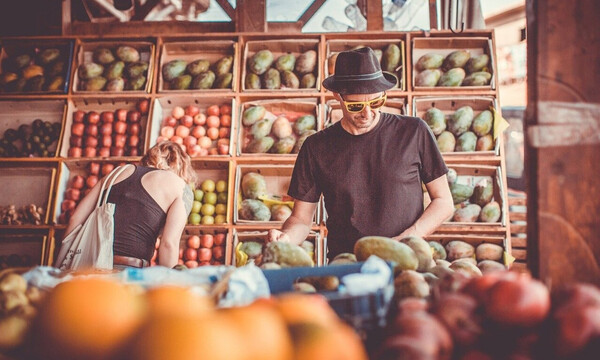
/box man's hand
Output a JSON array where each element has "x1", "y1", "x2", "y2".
[{"x1": 267, "y1": 229, "x2": 291, "y2": 243}]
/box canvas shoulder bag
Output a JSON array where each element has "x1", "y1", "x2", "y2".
[{"x1": 55, "y1": 164, "x2": 133, "y2": 271}]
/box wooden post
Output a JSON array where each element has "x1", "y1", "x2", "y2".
[
  {"x1": 236, "y1": 0, "x2": 266, "y2": 33},
  {"x1": 526, "y1": 0, "x2": 600, "y2": 285}
]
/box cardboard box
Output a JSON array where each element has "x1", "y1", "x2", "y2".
[
  {"x1": 0, "y1": 232, "x2": 48, "y2": 266},
  {"x1": 412, "y1": 37, "x2": 496, "y2": 91},
  {"x1": 72, "y1": 40, "x2": 155, "y2": 94},
  {"x1": 0, "y1": 99, "x2": 66, "y2": 158},
  {"x1": 146, "y1": 96, "x2": 236, "y2": 157},
  {"x1": 413, "y1": 96, "x2": 500, "y2": 156},
  {"x1": 242, "y1": 39, "x2": 320, "y2": 92},
  {"x1": 325, "y1": 39, "x2": 406, "y2": 91},
  {"x1": 0, "y1": 38, "x2": 74, "y2": 95},
  {"x1": 158, "y1": 40, "x2": 238, "y2": 92},
  {"x1": 236, "y1": 98, "x2": 320, "y2": 156},
  {"x1": 324, "y1": 97, "x2": 406, "y2": 127}
]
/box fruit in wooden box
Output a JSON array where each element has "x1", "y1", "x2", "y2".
[
  {"x1": 246, "y1": 48, "x2": 318, "y2": 90},
  {"x1": 0, "y1": 119, "x2": 61, "y2": 158},
  {"x1": 0, "y1": 46, "x2": 69, "y2": 94},
  {"x1": 354, "y1": 236, "x2": 418, "y2": 272},
  {"x1": 415, "y1": 50, "x2": 492, "y2": 87},
  {"x1": 78, "y1": 46, "x2": 148, "y2": 92},
  {"x1": 162, "y1": 55, "x2": 234, "y2": 90}
]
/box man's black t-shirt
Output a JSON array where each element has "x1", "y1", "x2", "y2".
[{"x1": 288, "y1": 112, "x2": 448, "y2": 259}]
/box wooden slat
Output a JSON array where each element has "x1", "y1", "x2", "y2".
[
  {"x1": 236, "y1": 0, "x2": 266, "y2": 32},
  {"x1": 512, "y1": 249, "x2": 527, "y2": 261},
  {"x1": 214, "y1": 0, "x2": 236, "y2": 20},
  {"x1": 510, "y1": 212, "x2": 527, "y2": 222},
  {"x1": 298, "y1": 0, "x2": 327, "y2": 26},
  {"x1": 508, "y1": 197, "x2": 527, "y2": 206},
  {"x1": 510, "y1": 224, "x2": 527, "y2": 235},
  {"x1": 511, "y1": 261, "x2": 528, "y2": 272},
  {"x1": 511, "y1": 236, "x2": 527, "y2": 248}
]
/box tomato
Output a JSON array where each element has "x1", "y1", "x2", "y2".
[{"x1": 206, "y1": 105, "x2": 220, "y2": 117}]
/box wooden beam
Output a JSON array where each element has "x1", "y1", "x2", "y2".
[
  {"x1": 365, "y1": 0, "x2": 383, "y2": 31},
  {"x1": 214, "y1": 0, "x2": 236, "y2": 21},
  {"x1": 298, "y1": 0, "x2": 327, "y2": 26},
  {"x1": 236, "y1": 0, "x2": 266, "y2": 32},
  {"x1": 62, "y1": 0, "x2": 72, "y2": 35},
  {"x1": 429, "y1": 0, "x2": 438, "y2": 30}
]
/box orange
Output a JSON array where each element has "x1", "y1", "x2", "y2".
[
  {"x1": 275, "y1": 293, "x2": 340, "y2": 327},
  {"x1": 145, "y1": 285, "x2": 213, "y2": 319},
  {"x1": 35, "y1": 277, "x2": 146, "y2": 360}
]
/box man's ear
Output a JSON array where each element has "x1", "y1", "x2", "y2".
[{"x1": 333, "y1": 92, "x2": 342, "y2": 102}]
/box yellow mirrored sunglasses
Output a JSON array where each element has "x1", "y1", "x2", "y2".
[{"x1": 341, "y1": 93, "x2": 387, "y2": 113}]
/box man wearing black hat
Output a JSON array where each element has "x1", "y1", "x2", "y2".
[{"x1": 268, "y1": 47, "x2": 454, "y2": 260}]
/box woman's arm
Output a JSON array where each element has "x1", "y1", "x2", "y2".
[{"x1": 158, "y1": 189, "x2": 188, "y2": 268}]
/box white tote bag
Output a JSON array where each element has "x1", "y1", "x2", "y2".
[{"x1": 55, "y1": 164, "x2": 132, "y2": 271}]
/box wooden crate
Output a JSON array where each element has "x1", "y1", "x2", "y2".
[
  {"x1": 426, "y1": 233, "x2": 512, "y2": 267},
  {"x1": 179, "y1": 227, "x2": 231, "y2": 266},
  {"x1": 0, "y1": 99, "x2": 66, "y2": 158},
  {"x1": 232, "y1": 229, "x2": 322, "y2": 266},
  {"x1": 412, "y1": 37, "x2": 496, "y2": 91},
  {"x1": 241, "y1": 39, "x2": 321, "y2": 92},
  {"x1": 72, "y1": 40, "x2": 155, "y2": 94},
  {"x1": 324, "y1": 97, "x2": 406, "y2": 127},
  {"x1": 158, "y1": 40, "x2": 238, "y2": 92},
  {"x1": 189, "y1": 160, "x2": 231, "y2": 225},
  {"x1": 413, "y1": 96, "x2": 500, "y2": 156},
  {"x1": 147, "y1": 96, "x2": 236, "y2": 156},
  {"x1": 0, "y1": 232, "x2": 48, "y2": 267},
  {"x1": 236, "y1": 98, "x2": 320, "y2": 157},
  {"x1": 0, "y1": 38, "x2": 74, "y2": 95},
  {"x1": 325, "y1": 38, "x2": 406, "y2": 91},
  {"x1": 59, "y1": 97, "x2": 151, "y2": 159}
]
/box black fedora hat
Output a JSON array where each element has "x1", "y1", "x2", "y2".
[{"x1": 322, "y1": 47, "x2": 397, "y2": 95}]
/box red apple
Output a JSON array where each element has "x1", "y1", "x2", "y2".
[
  {"x1": 136, "y1": 99, "x2": 149, "y2": 115},
  {"x1": 86, "y1": 175, "x2": 98, "y2": 188},
  {"x1": 73, "y1": 110, "x2": 86, "y2": 123},
  {"x1": 191, "y1": 125, "x2": 206, "y2": 138},
  {"x1": 115, "y1": 109, "x2": 128, "y2": 122},
  {"x1": 65, "y1": 188, "x2": 81, "y2": 201},
  {"x1": 171, "y1": 106, "x2": 185, "y2": 119},
  {"x1": 113, "y1": 134, "x2": 127, "y2": 148},
  {"x1": 208, "y1": 148, "x2": 218, "y2": 155},
  {"x1": 88, "y1": 162, "x2": 100, "y2": 175},
  {"x1": 175, "y1": 125, "x2": 190, "y2": 138},
  {"x1": 101, "y1": 135, "x2": 112, "y2": 148},
  {"x1": 100, "y1": 111, "x2": 114, "y2": 123},
  {"x1": 127, "y1": 110, "x2": 141, "y2": 123},
  {"x1": 71, "y1": 123, "x2": 85, "y2": 137},
  {"x1": 163, "y1": 116, "x2": 177, "y2": 127},
  {"x1": 87, "y1": 111, "x2": 100, "y2": 125},
  {"x1": 180, "y1": 115, "x2": 194, "y2": 128},
  {"x1": 160, "y1": 126, "x2": 175, "y2": 138},
  {"x1": 83, "y1": 147, "x2": 97, "y2": 157},
  {"x1": 100, "y1": 122, "x2": 113, "y2": 136},
  {"x1": 128, "y1": 135, "x2": 139, "y2": 147},
  {"x1": 197, "y1": 248, "x2": 212, "y2": 262},
  {"x1": 186, "y1": 235, "x2": 200, "y2": 249},
  {"x1": 219, "y1": 104, "x2": 232, "y2": 116},
  {"x1": 184, "y1": 260, "x2": 198, "y2": 268},
  {"x1": 170, "y1": 135, "x2": 183, "y2": 145},
  {"x1": 128, "y1": 147, "x2": 139, "y2": 156},
  {"x1": 127, "y1": 123, "x2": 140, "y2": 136},
  {"x1": 193, "y1": 113, "x2": 206, "y2": 126},
  {"x1": 113, "y1": 121, "x2": 127, "y2": 135},
  {"x1": 85, "y1": 124, "x2": 98, "y2": 137},
  {"x1": 110, "y1": 146, "x2": 124, "y2": 156},
  {"x1": 98, "y1": 147, "x2": 110, "y2": 157},
  {"x1": 214, "y1": 233, "x2": 226, "y2": 246},
  {"x1": 199, "y1": 261, "x2": 211, "y2": 267},
  {"x1": 101, "y1": 163, "x2": 115, "y2": 176},
  {"x1": 61, "y1": 199, "x2": 76, "y2": 212},
  {"x1": 70, "y1": 175, "x2": 85, "y2": 189},
  {"x1": 184, "y1": 248, "x2": 198, "y2": 261},
  {"x1": 200, "y1": 234, "x2": 214, "y2": 249},
  {"x1": 182, "y1": 135, "x2": 197, "y2": 148},
  {"x1": 217, "y1": 143, "x2": 229, "y2": 155},
  {"x1": 218, "y1": 127, "x2": 230, "y2": 139},
  {"x1": 212, "y1": 246, "x2": 224, "y2": 260},
  {"x1": 187, "y1": 144, "x2": 201, "y2": 157},
  {"x1": 70, "y1": 135, "x2": 83, "y2": 148},
  {"x1": 68, "y1": 147, "x2": 82, "y2": 157},
  {"x1": 206, "y1": 104, "x2": 220, "y2": 117},
  {"x1": 84, "y1": 136, "x2": 98, "y2": 148},
  {"x1": 185, "y1": 105, "x2": 200, "y2": 117}
]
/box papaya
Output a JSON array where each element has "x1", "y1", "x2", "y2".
[
  {"x1": 186, "y1": 59, "x2": 210, "y2": 76},
  {"x1": 295, "y1": 50, "x2": 317, "y2": 74},
  {"x1": 476, "y1": 134, "x2": 495, "y2": 151},
  {"x1": 478, "y1": 260, "x2": 506, "y2": 274},
  {"x1": 293, "y1": 115, "x2": 316, "y2": 135},
  {"x1": 293, "y1": 130, "x2": 316, "y2": 153},
  {"x1": 455, "y1": 132, "x2": 477, "y2": 152},
  {"x1": 475, "y1": 243, "x2": 504, "y2": 262},
  {"x1": 250, "y1": 118, "x2": 274, "y2": 139},
  {"x1": 415, "y1": 69, "x2": 441, "y2": 87},
  {"x1": 472, "y1": 110, "x2": 493, "y2": 136},
  {"x1": 245, "y1": 136, "x2": 275, "y2": 153},
  {"x1": 271, "y1": 116, "x2": 293, "y2": 138},
  {"x1": 270, "y1": 136, "x2": 296, "y2": 154},
  {"x1": 275, "y1": 53, "x2": 296, "y2": 72},
  {"x1": 213, "y1": 56, "x2": 233, "y2": 76},
  {"x1": 242, "y1": 106, "x2": 266, "y2": 126},
  {"x1": 465, "y1": 54, "x2": 489, "y2": 74},
  {"x1": 399, "y1": 235, "x2": 434, "y2": 272},
  {"x1": 239, "y1": 199, "x2": 271, "y2": 221},
  {"x1": 115, "y1": 46, "x2": 140, "y2": 63},
  {"x1": 438, "y1": 67, "x2": 466, "y2": 87},
  {"x1": 479, "y1": 201, "x2": 501, "y2": 223},
  {"x1": 300, "y1": 73, "x2": 316, "y2": 88},
  {"x1": 429, "y1": 241, "x2": 447, "y2": 261},
  {"x1": 442, "y1": 50, "x2": 471, "y2": 71},
  {"x1": 424, "y1": 107, "x2": 446, "y2": 135},
  {"x1": 445, "y1": 240, "x2": 475, "y2": 261},
  {"x1": 191, "y1": 71, "x2": 215, "y2": 89},
  {"x1": 381, "y1": 44, "x2": 401, "y2": 73},
  {"x1": 248, "y1": 50, "x2": 274, "y2": 75},
  {"x1": 241, "y1": 172, "x2": 267, "y2": 200},
  {"x1": 262, "y1": 68, "x2": 281, "y2": 89},
  {"x1": 281, "y1": 70, "x2": 300, "y2": 89},
  {"x1": 162, "y1": 59, "x2": 187, "y2": 82},
  {"x1": 245, "y1": 73, "x2": 261, "y2": 90},
  {"x1": 354, "y1": 236, "x2": 419, "y2": 272},
  {"x1": 437, "y1": 131, "x2": 456, "y2": 153},
  {"x1": 415, "y1": 53, "x2": 444, "y2": 71},
  {"x1": 450, "y1": 182, "x2": 474, "y2": 204},
  {"x1": 453, "y1": 204, "x2": 482, "y2": 222},
  {"x1": 263, "y1": 242, "x2": 314, "y2": 267},
  {"x1": 471, "y1": 179, "x2": 493, "y2": 207}
]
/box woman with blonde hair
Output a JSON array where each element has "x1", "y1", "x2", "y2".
[{"x1": 64, "y1": 141, "x2": 196, "y2": 268}]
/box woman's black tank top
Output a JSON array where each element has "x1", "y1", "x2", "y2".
[{"x1": 107, "y1": 165, "x2": 167, "y2": 261}]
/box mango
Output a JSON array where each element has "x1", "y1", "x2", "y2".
[
  {"x1": 162, "y1": 59, "x2": 187, "y2": 82},
  {"x1": 429, "y1": 241, "x2": 447, "y2": 261},
  {"x1": 330, "y1": 253, "x2": 357, "y2": 265},
  {"x1": 354, "y1": 236, "x2": 418, "y2": 272},
  {"x1": 480, "y1": 201, "x2": 501, "y2": 223},
  {"x1": 394, "y1": 270, "x2": 430, "y2": 299},
  {"x1": 281, "y1": 70, "x2": 300, "y2": 89},
  {"x1": 415, "y1": 69, "x2": 441, "y2": 87},
  {"x1": 239, "y1": 199, "x2": 271, "y2": 221},
  {"x1": 298, "y1": 276, "x2": 339, "y2": 291},
  {"x1": 105, "y1": 77, "x2": 125, "y2": 91},
  {"x1": 442, "y1": 50, "x2": 471, "y2": 71},
  {"x1": 245, "y1": 73, "x2": 261, "y2": 89},
  {"x1": 78, "y1": 63, "x2": 102, "y2": 81},
  {"x1": 415, "y1": 53, "x2": 444, "y2": 71},
  {"x1": 476, "y1": 134, "x2": 495, "y2": 151},
  {"x1": 126, "y1": 62, "x2": 149, "y2": 78},
  {"x1": 45, "y1": 76, "x2": 64, "y2": 91},
  {"x1": 262, "y1": 68, "x2": 281, "y2": 89},
  {"x1": 12, "y1": 54, "x2": 31, "y2": 69},
  {"x1": 437, "y1": 131, "x2": 456, "y2": 152},
  {"x1": 245, "y1": 136, "x2": 275, "y2": 153},
  {"x1": 456, "y1": 132, "x2": 477, "y2": 152},
  {"x1": 263, "y1": 242, "x2": 314, "y2": 267},
  {"x1": 240, "y1": 241, "x2": 264, "y2": 258},
  {"x1": 448, "y1": 106, "x2": 474, "y2": 136},
  {"x1": 478, "y1": 260, "x2": 506, "y2": 274},
  {"x1": 449, "y1": 260, "x2": 482, "y2": 277},
  {"x1": 445, "y1": 240, "x2": 475, "y2": 261},
  {"x1": 450, "y1": 183, "x2": 474, "y2": 204},
  {"x1": 272, "y1": 116, "x2": 293, "y2": 138},
  {"x1": 186, "y1": 59, "x2": 210, "y2": 76},
  {"x1": 475, "y1": 243, "x2": 503, "y2": 262},
  {"x1": 271, "y1": 204, "x2": 292, "y2": 221},
  {"x1": 399, "y1": 236, "x2": 434, "y2": 272},
  {"x1": 327, "y1": 52, "x2": 339, "y2": 75},
  {"x1": 83, "y1": 76, "x2": 107, "y2": 91},
  {"x1": 465, "y1": 54, "x2": 489, "y2": 74},
  {"x1": 270, "y1": 136, "x2": 296, "y2": 154},
  {"x1": 242, "y1": 106, "x2": 266, "y2": 126},
  {"x1": 171, "y1": 74, "x2": 192, "y2": 90},
  {"x1": 213, "y1": 73, "x2": 233, "y2": 89},
  {"x1": 472, "y1": 110, "x2": 493, "y2": 136},
  {"x1": 25, "y1": 75, "x2": 45, "y2": 92},
  {"x1": 381, "y1": 44, "x2": 401, "y2": 72},
  {"x1": 424, "y1": 107, "x2": 446, "y2": 135},
  {"x1": 453, "y1": 257, "x2": 477, "y2": 266},
  {"x1": 435, "y1": 259, "x2": 452, "y2": 268},
  {"x1": 191, "y1": 71, "x2": 215, "y2": 89},
  {"x1": 115, "y1": 46, "x2": 140, "y2": 63},
  {"x1": 37, "y1": 48, "x2": 60, "y2": 65},
  {"x1": 249, "y1": 49, "x2": 274, "y2": 75},
  {"x1": 438, "y1": 67, "x2": 466, "y2": 87},
  {"x1": 47, "y1": 61, "x2": 66, "y2": 77},
  {"x1": 300, "y1": 73, "x2": 316, "y2": 88},
  {"x1": 275, "y1": 53, "x2": 296, "y2": 72},
  {"x1": 374, "y1": 49, "x2": 383, "y2": 63},
  {"x1": 292, "y1": 283, "x2": 316, "y2": 293},
  {"x1": 461, "y1": 72, "x2": 491, "y2": 86},
  {"x1": 293, "y1": 130, "x2": 316, "y2": 153},
  {"x1": 471, "y1": 179, "x2": 493, "y2": 207},
  {"x1": 21, "y1": 65, "x2": 43, "y2": 80},
  {"x1": 127, "y1": 75, "x2": 146, "y2": 91},
  {"x1": 295, "y1": 50, "x2": 317, "y2": 74},
  {"x1": 453, "y1": 204, "x2": 482, "y2": 222},
  {"x1": 429, "y1": 264, "x2": 454, "y2": 279},
  {"x1": 213, "y1": 56, "x2": 233, "y2": 76},
  {"x1": 0, "y1": 72, "x2": 18, "y2": 86},
  {"x1": 241, "y1": 172, "x2": 267, "y2": 200},
  {"x1": 93, "y1": 48, "x2": 115, "y2": 65},
  {"x1": 250, "y1": 118, "x2": 274, "y2": 139},
  {"x1": 104, "y1": 61, "x2": 124, "y2": 80},
  {"x1": 294, "y1": 115, "x2": 316, "y2": 135},
  {"x1": 447, "y1": 168, "x2": 458, "y2": 185}
]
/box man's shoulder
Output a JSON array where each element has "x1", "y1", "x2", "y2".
[{"x1": 381, "y1": 112, "x2": 428, "y2": 130}]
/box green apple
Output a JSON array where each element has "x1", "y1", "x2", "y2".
[
  {"x1": 188, "y1": 213, "x2": 201, "y2": 225},
  {"x1": 215, "y1": 180, "x2": 227, "y2": 193},
  {"x1": 194, "y1": 189, "x2": 204, "y2": 202},
  {"x1": 217, "y1": 192, "x2": 228, "y2": 204},
  {"x1": 191, "y1": 200, "x2": 202, "y2": 214},
  {"x1": 200, "y1": 203, "x2": 215, "y2": 216},
  {"x1": 201, "y1": 179, "x2": 216, "y2": 193},
  {"x1": 214, "y1": 214, "x2": 226, "y2": 224},
  {"x1": 204, "y1": 192, "x2": 218, "y2": 205},
  {"x1": 200, "y1": 215, "x2": 215, "y2": 225},
  {"x1": 215, "y1": 203, "x2": 227, "y2": 215}
]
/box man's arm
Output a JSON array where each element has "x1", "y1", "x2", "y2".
[
  {"x1": 394, "y1": 174, "x2": 454, "y2": 239},
  {"x1": 267, "y1": 200, "x2": 317, "y2": 246}
]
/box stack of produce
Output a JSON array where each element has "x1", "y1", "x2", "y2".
[
  {"x1": 67, "y1": 99, "x2": 148, "y2": 158},
  {"x1": 157, "y1": 103, "x2": 231, "y2": 156},
  {"x1": 0, "y1": 120, "x2": 61, "y2": 158},
  {"x1": 415, "y1": 50, "x2": 492, "y2": 87},
  {"x1": 236, "y1": 237, "x2": 315, "y2": 268},
  {"x1": 245, "y1": 49, "x2": 318, "y2": 90},
  {"x1": 77, "y1": 46, "x2": 150, "y2": 91},
  {"x1": 423, "y1": 106, "x2": 495, "y2": 153},
  {"x1": 187, "y1": 179, "x2": 228, "y2": 225},
  {"x1": 238, "y1": 172, "x2": 293, "y2": 222},
  {"x1": 0, "y1": 204, "x2": 45, "y2": 226},
  {"x1": 447, "y1": 168, "x2": 502, "y2": 223},
  {"x1": 161, "y1": 55, "x2": 234, "y2": 90},
  {"x1": 240, "y1": 105, "x2": 316, "y2": 154},
  {"x1": 178, "y1": 233, "x2": 226, "y2": 268},
  {"x1": 327, "y1": 43, "x2": 402, "y2": 86},
  {"x1": 0, "y1": 47, "x2": 69, "y2": 93}
]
